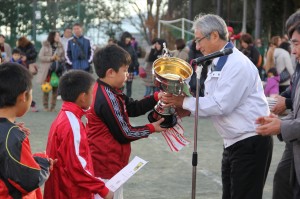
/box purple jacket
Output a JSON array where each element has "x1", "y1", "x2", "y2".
[{"x1": 264, "y1": 76, "x2": 280, "y2": 96}]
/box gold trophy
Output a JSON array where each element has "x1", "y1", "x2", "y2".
[{"x1": 148, "y1": 44, "x2": 193, "y2": 128}]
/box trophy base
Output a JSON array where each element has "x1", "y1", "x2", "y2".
[{"x1": 148, "y1": 110, "x2": 177, "y2": 128}]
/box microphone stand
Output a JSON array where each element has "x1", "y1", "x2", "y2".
[{"x1": 191, "y1": 63, "x2": 203, "y2": 199}]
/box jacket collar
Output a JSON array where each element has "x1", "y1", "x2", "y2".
[
  {"x1": 97, "y1": 79, "x2": 124, "y2": 96},
  {"x1": 61, "y1": 102, "x2": 86, "y2": 119}
]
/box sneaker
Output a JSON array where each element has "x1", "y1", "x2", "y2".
[{"x1": 57, "y1": 95, "x2": 62, "y2": 100}]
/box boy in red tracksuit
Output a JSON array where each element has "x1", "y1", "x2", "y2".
[
  {"x1": 44, "y1": 70, "x2": 113, "y2": 199},
  {"x1": 86, "y1": 44, "x2": 166, "y2": 199},
  {"x1": 0, "y1": 62, "x2": 54, "y2": 199}
]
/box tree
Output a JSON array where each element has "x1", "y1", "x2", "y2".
[{"x1": 125, "y1": 0, "x2": 168, "y2": 44}]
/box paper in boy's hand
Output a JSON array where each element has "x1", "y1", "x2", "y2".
[{"x1": 105, "y1": 156, "x2": 148, "y2": 192}]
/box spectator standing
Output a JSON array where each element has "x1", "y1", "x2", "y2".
[
  {"x1": 131, "y1": 37, "x2": 141, "y2": 57},
  {"x1": 65, "y1": 23, "x2": 93, "y2": 72},
  {"x1": 17, "y1": 36, "x2": 38, "y2": 112},
  {"x1": 143, "y1": 38, "x2": 165, "y2": 96},
  {"x1": 60, "y1": 27, "x2": 72, "y2": 51},
  {"x1": 117, "y1": 31, "x2": 139, "y2": 97},
  {"x1": 264, "y1": 67, "x2": 280, "y2": 97},
  {"x1": 227, "y1": 26, "x2": 241, "y2": 46},
  {"x1": 255, "y1": 38, "x2": 267, "y2": 80},
  {"x1": 10, "y1": 48, "x2": 25, "y2": 65},
  {"x1": 239, "y1": 33, "x2": 261, "y2": 66},
  {"x1": 37, "y1": 31, "x2": 64, "y2": 112},
  {"x1": 171, "y1": 38, "x2": 189, "y2": 62},
  {"x1": 187, "y1": 39, "x2": 207, "y2": 97},
  {"x1": 0, "y1": 34, "x2": 12, "y2": 62},
  {"x1": 265, "y1": 36, "x2": 294, "y2": 93}
]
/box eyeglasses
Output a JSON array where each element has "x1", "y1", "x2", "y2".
[{"x1": 195, "y1": 36, "x2": 207, "y2": 44}]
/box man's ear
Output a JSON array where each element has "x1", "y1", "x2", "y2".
[{"x1": 210, "y1": 31, "x2": 220, "y2": 41}]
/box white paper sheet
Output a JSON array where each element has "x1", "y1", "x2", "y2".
[{"x1": 105, "y1": 156, "x2": 148, "y2": 192}]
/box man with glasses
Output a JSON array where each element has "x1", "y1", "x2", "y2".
[{"x1": 162, "y1": 14, "x2": 273, "y2": 199}]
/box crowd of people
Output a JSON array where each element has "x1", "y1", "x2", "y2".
[{"x1": 1, "y1": 9, "x2": 300, "y2": 199}]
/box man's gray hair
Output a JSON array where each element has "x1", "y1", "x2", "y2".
[{"x1": 192, "y1": 14, "x2": 228, "y2": 41}]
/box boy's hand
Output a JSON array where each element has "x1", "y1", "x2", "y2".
[
  {"x1": 151, "y1": 118, "x2": 167, "y2": 132},
  {"x1": 16, "y1": 122, "x2": 31, "y2": 136},
  {"x1": 104, "y1": 190, "x2": 114, "y2": 199},
  {"x1": 49, "y1": 158, "x2": 58, "y2": 171}
]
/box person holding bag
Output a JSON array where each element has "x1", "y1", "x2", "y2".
[{"x1": 37, "y1": 31, "x2": 64, "y2": 112}]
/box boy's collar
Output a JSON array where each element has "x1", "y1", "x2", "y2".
[{"x1": 97, "y1": 79, "x2": 123, "y2": 95}]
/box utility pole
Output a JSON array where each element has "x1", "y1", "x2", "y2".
[
  {"x1": 77, "y1": 0, "x2": 81, "y2": 23},
  {"x1": 242, "y1": 0, "x2": 247, "y2": 33},
  {"x1": 254, "y1": 0, "x2": 261, "y2": 39},
  {"x1": 216, "y1": 0, "x2": 222, "y2": 17},
  {"x1": 32, "y1": 0, "x2": 37, "y2": 44}
]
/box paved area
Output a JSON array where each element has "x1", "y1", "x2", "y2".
[{"x1": 20, "y1": 74, "x2": 285, "y2": 199}]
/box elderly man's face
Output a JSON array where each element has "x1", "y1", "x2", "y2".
[
  {"x1": 194, "y1": 29, "x2": 211, "y2": 55},
  {"x1": 291, "y1": 31, "x2": 300, "y2": 62}
]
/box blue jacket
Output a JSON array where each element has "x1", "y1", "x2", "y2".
[{"x1": 65, "y1": 35, "x2": 93, "y2": 70}]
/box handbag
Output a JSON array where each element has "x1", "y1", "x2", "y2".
[
  {"x1": 279, "y1": 68, "x2": 290, "y2": 83},
  {"x1": 50, "y1": 72, "x2": 59, "y2": 87},
  {"x1": 139, "y1": 66, "x2": 146, "y2": 78},
  {"x1": 50, "y1": 61, "x2": 64, "y2": 74}
]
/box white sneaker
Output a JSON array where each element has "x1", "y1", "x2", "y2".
[{"x1": 57, "y1": 95, "x2": 62, "y2": 100}]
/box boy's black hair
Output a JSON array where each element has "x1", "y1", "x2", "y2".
[
  {"x1": 59, "y1": 70, "x2": 95, "y2": 102},
  {"x1": 0, "y1": 62, "x2": 32, "y2": 108},
  {"x1": 12, "y1": 48, "x2": 21, "y2": 55},
  {"x1": 93, "y1": 44, "x2": 131, "y2": 78},
  {"x1": 267, "y1": 67, "x2": 278, "y2": 76}
]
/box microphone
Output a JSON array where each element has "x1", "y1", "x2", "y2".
[{"x1": 192, "y1": 48, "x2": 233, "y2": 65}]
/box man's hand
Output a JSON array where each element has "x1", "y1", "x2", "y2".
[
  {"x1": 256, "y1": 115, "x2": 281, "y2": 136},
  {"x1": 104, "y1": 190, "x2": 114, "y2": 199},
  {"x1": 175, "y1": 107, "x2": 191, "y2": 118},
  {"x1": 272, "y1": 95, "x2": 286, "y2": 115},
  {"x1": 161, "y1": 93, "x2": 185, "y2": 108}
]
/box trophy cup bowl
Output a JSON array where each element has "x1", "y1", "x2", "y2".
[{"x1": 148, "y1": 57, "x2": 193, "y2": 128}]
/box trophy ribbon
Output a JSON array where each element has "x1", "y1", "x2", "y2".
[{"x1": 161, "y1": 116, "x2": 190, "y2": 152}]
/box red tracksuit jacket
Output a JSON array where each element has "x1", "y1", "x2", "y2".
[
  {"x1": 86, "y1": 80, "x2": 158, "y2": 179},
  {"x1": 44, "y1": 102, "x2": 109, "y2": 199}
]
